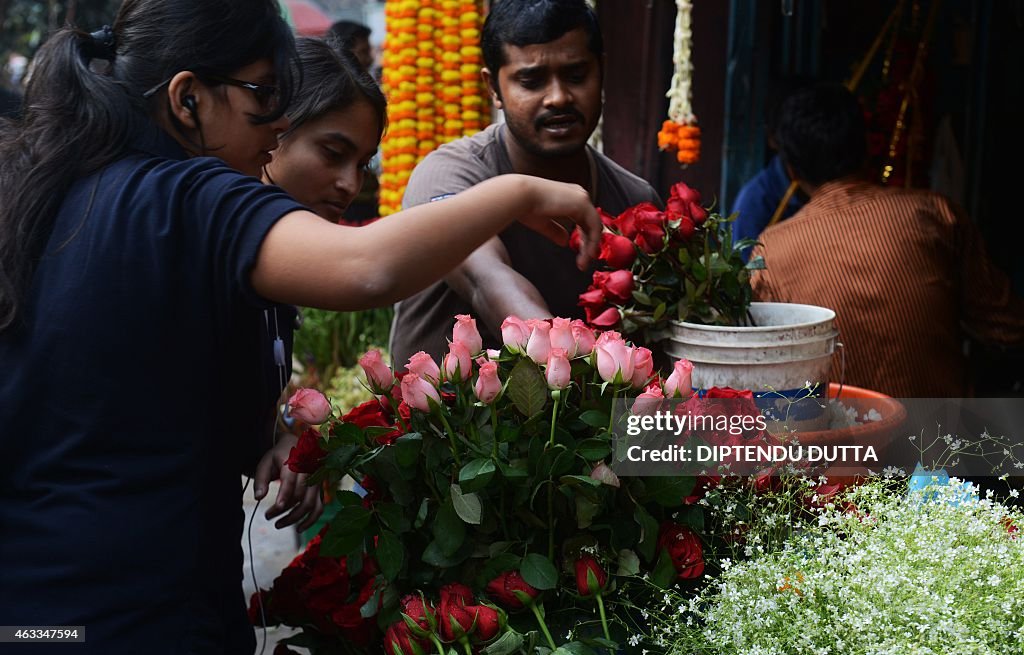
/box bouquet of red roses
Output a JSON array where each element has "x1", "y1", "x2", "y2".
[{"x1": 574, "y1": 181, "x2": 764, "y2": 339}]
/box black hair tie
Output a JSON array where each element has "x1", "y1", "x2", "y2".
[{"x1": 85, "y1": 24, "x2": 116, "y2": 61}]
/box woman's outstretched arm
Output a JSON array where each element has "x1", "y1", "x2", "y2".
[{"x1": 251, "y1": 174, "x2": 602, "y2": 311}]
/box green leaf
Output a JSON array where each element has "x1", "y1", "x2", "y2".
[
  {"x1": 616, "y1": 548, "x2": 640, "y2": 576},
  {"x1": 631, "y1": 290, "x2": 653, "y2": 306},
  {"x1": 577, "y1": 410, "x2": 609, "y2": 428},
  {"x1": 649, "y1": 549, "x2": 677, "y2": 589},
  {"x1": 330, "y1": 421, "x2": 364, "y2": 445},
  {"x1": 321, "y1": 504, "x2": 372, "y2": 557},
  {"x1": 392, "y1": 432, "x2": 423, "y2": 468},
  {"x1": 333, "y1": 490, "x2": 366, "y2": 507},
  {"x1": 483, "y1": 630, "x2": 525, "y2": 655},
  {"x1": 653, "y1": 302, "x2": 667, "y2": 321},
  {"x1": 422, "y1": 539, "x2": 470, "y2": 568},
  {"x1": 642, "y1": 476, "x2": 696, "y2": 506},
  {"x1": 376, "y1": 530, "x2": 404, "y2": 581},
  {"x1": 520, "y1": 553, "x2": 559, "y2": 590},
  {"x1": 433, "y1": 500, "x2": 466, "y2": 556},
  {"x1": 575, "y1": 496, "x2": 600, "y2": 529},
  {"x1": 450, "y1": 484, "x2": 483, "y2": 524},
  {"x1": 376, "y1": 502, "x2": 411, "y2": 534},
  {"x1": 576, "y1": 438, "x2": 612, "y2": 461},
  {"x1": 360, "y1": 588, "x2": 382, "y2": 618},
  {"x1": 497, "y1": 460, "x2": 529, "y2": 479},
  {"x1": 633, "y1": 504, "x2": 659, "y2": 562},
  {"x1": 507, "y1": 358, "x2": 548, "y2": 418},
  {"x1": 458, "y1": 458, "x2": 497, "y2": 493},
  {"x1": 553, "y1": 643, "x2": 597, "y2": 655}
]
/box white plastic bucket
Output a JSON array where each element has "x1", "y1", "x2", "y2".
[{"x1": 660, "y1": 302, "x2": 839, "y2": 431}]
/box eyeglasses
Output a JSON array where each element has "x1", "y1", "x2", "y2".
[
  {"x1": 199, "y1": 73, "x2": 279, "y2": 111},
  {"x1": 141, "y1": 72, "x2": 279, "y2": 111}
]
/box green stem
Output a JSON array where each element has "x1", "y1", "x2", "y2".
[
  {"x1": 460, "y1": 638, "x2": 473, "y2": 655},
  {"x1": 548, "y1": 389, "x2": 561, "y2": 447},
  {"x1": 595, "y1": 593, "x2": 612, "y2": 641},
  {"x1": 607, "y1": 386, "x2": 619, "y2": 433},
  {"x1": 429, "y1": 635, "x2": 446, "y2": 655},
  {"x1": 490, "y1": 404, "x2": 499, "y2": 458},
  {"x1": 547, "y1": 482, "x2": 555, "y2": 561},
  {"x1": 437, "y1": 411, "x2": 462, "y2": 467},
  {"x1": 529, "y1": 602, "x2": 558, "y2": 650}
]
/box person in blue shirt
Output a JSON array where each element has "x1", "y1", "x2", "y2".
[
  {"x1": 731, "y1": 153, "x2": 804, "y2": 261},
  {"x1": 0, "y1": 1, "x2": 602, "y2": 652}
]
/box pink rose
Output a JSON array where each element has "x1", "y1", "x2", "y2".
[
  {"x1": 664, "y1": 359, "x2": 694, "y2": 398},
  {"x1": 595, "y1": 330, "x2": 622, "y2": 345},
  {"x1": 500, "y1": 315, "x2": 530, "y2": 353},
  {"x1": 359, "y1": 349, "x2": 394, "y2": 394},
  {"x1": 632, "y1": 382, "x2": 665, "y2": 415},
  {"x1": 570, "y1": 320, "x2": 596, "y2": 356},
  {"x1": 545, "y1": 348, "x2": 571, "y2": 390},
  {"x1": 287, "y1": 388, "x2": 332, "y2": 425},
  {"x1": 630, "y1": 347, "x2": 654, "y2": 388},
  {"x1": 401, "y1": 374, "x2": 441, "y2": 412},
  {"x1": 525, "y1": 320, "x2": 551, "y2": 365},
  {"x1": 474, "y1": 360, "x2": 502, "y2": 404},
  {"x1": 406, "y1": 351, "x2": 440, "y2": 384},
  {"x1": 443, "y1": 340, "x2": 473, "y2": 383},
  {"x1": 549, "y1": 317, "x2": 577, "y2": 358},
  {"x1": 590, "y1": 461, "x2": 620, "y2": 487},
  {"x1": 598, "y1": 232, "x2": 636, "y2": 269},
  {"x1": 595, "y1": 338, "x2": 634, "y2": 385},
  {"x1": 452, "y1": 314, "x2": 483, "y2": 355}
]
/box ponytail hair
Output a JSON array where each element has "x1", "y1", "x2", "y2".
[{"x1": 0, "y1": 0, "x2": 296, "y2": 332}]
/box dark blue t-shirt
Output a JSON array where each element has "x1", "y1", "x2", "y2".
[
  {"x1": 0, "y1": 126, "x2": 304, "y2": 653},
  {"x1": 731, "y1": 154, "x2": 804, "y2": 261}
]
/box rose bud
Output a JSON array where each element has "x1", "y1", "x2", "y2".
[
  {"x1": 359, "y1": 349, "x2": 395, "y2": 395},
  {"x1": 574, "y1": 554, "x2": 608, "y2": 596},
  {"x1": 598, "y1": 231, "x2": 636, "y2": 269},
  {"x1": 525, "y1": 320, "x2": 551, "y2": 365},
  {"x1": 384, "y1": 621, "x2": 427, "y2": 655},
  {"x1": 474, "y1": 360, "x2": 502, "y2": 405},
  {"x1": 452, "y1": 314, "x2": 483, "y2": 355},
  {"x1": 570, "y1": 320, "x2": 596, "y2": 356},
  {"x1": 664, "y1": 359, "x2": 694, "y2": 398},
  {"x1": 485, "y1": 571, "x2": 539, "y2": 610},
  {"x1": 549, "y1": 317, "x2": 577, "y2": 358},
  {"x1": 284, "y1": 427, "x2": 327, "y2": 474},
  {"x1": 438, "y1": 583, "x2": 476, "y2": 641},
  {"x1": 401, "y1": 374, "x2": 441, "y2": 413},
  {"x1": 586, "y1": 306, "x2": 620, "y2": 329},
  {"x1": 287, "y1": 388, "x2": 332, "y2": 425},
  {"x1": 406, "y1": 351, "x2": 441, "y2": 384},
  {"x1": 630, "y1": 347, "x2": 655, "y2": 388},
  {"x1": 594, "y1": 269, "x2": 634, "y2": 304},
  {"x1": 631, "y1": 382, "x2": 665, "y2": 416},
  {"x1": 545, "y1": 348, "x2": 571, "y2": 390},
  {"x1": 595, "y1": 338, "x2": 635, "y2": 385},
  {"x1": 668, "y1": 181, "x2": 702, "y2": 206},
  {"x1": 443, "y1": 340, "x2": 473, "y2": 383},
  {"x1": 590, "y1": 461, "x2": 620, "y2": 488},
  {"x1": 500, "y1": 315, "x2": 531, "y2": 353},
  {"x1": 656, "y1": 523, "x2": 705, "y2": 580},
  {"x1": 469, "y1": 605, "x2": 501, "y2": 643},
  {"x1": 400, "y1": 594, "x2": 437, "y2": 636}
]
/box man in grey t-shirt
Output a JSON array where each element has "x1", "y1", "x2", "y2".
[{"x1": 389, "y1": 0, "x2": 661, "y2": 365}]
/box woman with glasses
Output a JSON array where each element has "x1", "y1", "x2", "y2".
[
  {"x1": 0, "y1": 1, "x2": 601, "y2": 653},
  {"x1": 263, "y1": 37, "x2": 386, "y2": 223}
]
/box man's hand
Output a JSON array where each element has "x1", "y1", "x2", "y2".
[{"x1": 253, "y1": 433, "x2": 324, "y2": 531}]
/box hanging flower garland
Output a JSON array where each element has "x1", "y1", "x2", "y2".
[
  {"x1": 657, "y1": 0, "x2": 700, "y2": 165},
  {"x1": 379, "y1": 0, "x2": 489, "y2": 216}
]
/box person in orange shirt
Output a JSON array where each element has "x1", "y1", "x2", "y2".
[{"x1": 751, "y1": 83, "x2": 1024, "y2": 397}]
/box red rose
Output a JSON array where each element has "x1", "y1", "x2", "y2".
[
  {"x1": 569, "y1": 227, "x2": 582, "y2": 253},
  {"x1": 574, "y1": 554, "x2": 607, "y2": 596},
  {"x1": 597, "y1": 206, "x2": 618, "y2": 229},
  {"x1": 672, "y1": 215, "x2": 696, "y2": 242},
  {"x1": 248, "y1": 588, "x2": 271, "y2": 626},
  {"x1": 274, "y1": 645, "x2": 302, "y2": 655},
  {"x1": 593, "y1": 269, "x2": 634, "y2": 304},
  {"x1": 631, "y1": 204, "x2": 668, "y2": 254},
  {"x1": 469, "y1": 605, "x2": 501, "y2": 643},
  {"x1": 614, "y1": 202, "x2": 657, "y2": 239},
  {"x1": 598, "y1": 232, "x2": 636, "y2": 269},
  {"x1": 343, "y1": 399, "x2": 392, "y2": 430},
  {"x1": 384, "y1": 621, "x2": 428, "y2": 655},
  {"x1": 705, "y1": 386, "x2": 754, "y2": 400},
  {"x1": 586, "y1": 306, "x2": 620, "y2": 329},
  {"x1": 668, "y1": 181, "x2": 701, "y2": 206},
  {"x1": 438, "y1": 583, "x2": 476, "y2": 640},
  {"x1": 486, "y1": 570, "x2": 539, "y2": 610},
  {"x1": 657, "y1": 523, "x2": 705, "y2": 580},
  {"x1": 284, "y1": 427, "x2": 327, "y2": 474},
  {"x1": 400, "y1": 594, "x2": 437, "y2": 634}
]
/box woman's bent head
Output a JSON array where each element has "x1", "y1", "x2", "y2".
[{"x1": 263, "y1": 38, "x2": 386, "y2": 221}]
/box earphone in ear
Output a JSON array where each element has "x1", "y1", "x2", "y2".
[{"x1": 182, "y1": 95, "x2": 197, "y2": 112}]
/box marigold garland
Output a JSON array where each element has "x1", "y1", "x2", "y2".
[
  {"x1": 658, "y1": 0, "x2": 700, "y2": 165},
  {"x1": 379, "y1": 0, "x2": 489, "y2": 216}
]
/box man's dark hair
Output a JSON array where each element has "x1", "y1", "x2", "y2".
[
  {"x1": 774, "y1": 82, "x2": 867, "y2": 187},
  {"x1": 482, "y1": 0, "x2": 602, "y2": 82},
  {"x1": 0, "y1": 87, "x2": 21, "y2": 119},
  {"x1": 327, "y1": 20, "x2": 371, "y2": 50}
]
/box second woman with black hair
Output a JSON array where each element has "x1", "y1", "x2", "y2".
[
  {"x1": 263, "y1": 37, "x2": 385, "y2": 223},
  {"x1": 0, "y1": 1, "x2": 602, "y2": 652}
]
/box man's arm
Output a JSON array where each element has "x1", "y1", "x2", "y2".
[{"x1": 445, "y1": 236, "x2": 552, "y2": 334}]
